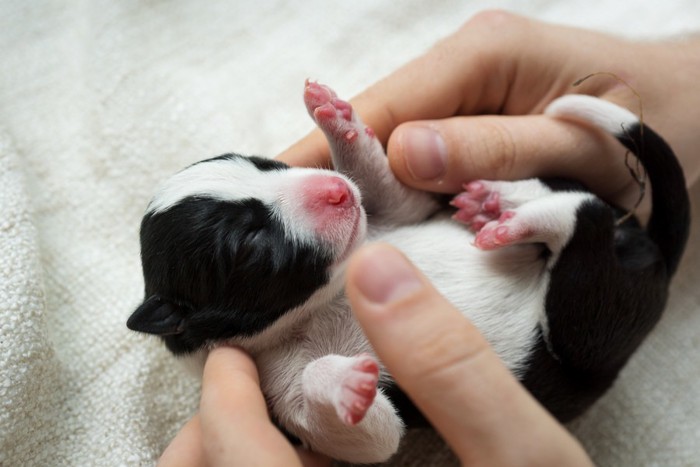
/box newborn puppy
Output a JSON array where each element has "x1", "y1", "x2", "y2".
[{"x1": 128, "y1": 82, "x2": 690, "y2": 463}]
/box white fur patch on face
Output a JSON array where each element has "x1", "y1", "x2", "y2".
[
  {"x1": 147, "y1": 157, "x2": 292, "y2": 214},
  {"x1": 275, "y1": 172, "x2": 365, "y2": 254},
  {"x1": 147, "y1": 156, "x2": 366, "y2": 260}
]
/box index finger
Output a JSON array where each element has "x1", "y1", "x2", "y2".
[
  {"x1": 199, "y1": 346, "x2": 302, "y2": 466},
  {"x1": 345, "y1": 244, "x2": 592, "y2": 465}
]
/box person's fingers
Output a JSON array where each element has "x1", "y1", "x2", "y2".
[
  {"x1": 277, "y1": 11, "x2": 532, "y2": 168},
  {"x1": 160, "y1": 347, "x2": 330, "y2": 467},
  {"x1": 199, "y1": 346, "x2": 303, "y2": 467},
  {"x1": 387, "y1": 114, "x2": 641, "y2": 206},
  {"x1": 277, "y1": 12, "x2": 645, "y2": 174},
  {"x1": 345, "y1": 243, "x2": 592, "y2": 466},
  {"x1": 158, "y1": 415, "x2": 205, "y2": 467}
]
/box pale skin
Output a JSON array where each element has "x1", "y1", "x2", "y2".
[{"x1": 160, "y1": 11, "x2": 700, "y2": 466}]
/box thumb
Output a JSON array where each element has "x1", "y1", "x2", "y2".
[
  {"x1": 345, "y1": 243, "x2": 591, "y2": 466},
  {"x1": 387, "y1": 114, "x2": 636, "y2": 205}
]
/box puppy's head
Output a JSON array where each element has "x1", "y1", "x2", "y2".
[{"x1": 127, "y1": 154, "x2": 366, "y2": 354}]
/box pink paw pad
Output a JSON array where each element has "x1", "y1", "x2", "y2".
[
  {"x1": 451, "y1": 181, "x2": 502, "y2": 228},
  {"x1": 338, "y1": 354, "x2": 379, "y2": 426},
  {"x1": 333, "y1": 99, "x2": 353, "y2": 121},
  {"x1": 313, "y1": 102, "x2": 337, "y2": 120},
  {"x1": 304, "y1": 80, "x2": 355, "y2": 123},
  {"x1": 344, "y1": 130, "x2": 358, "y2": 142},
  {"x1": 304, "y1": 80, "x2": 337, "y2": 109},
  {"x1": 304, "y1": 80, "x2": 371, "y2": 144},
  {"x1": 474, "y1": 211, "x2": 532, "y2": 250},
  {"x1": 313, "y1": 98, "x2": 353, "y2": 123}
]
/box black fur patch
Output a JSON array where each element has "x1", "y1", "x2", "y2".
[
  {"x1": 139, "y1": 196, "x2": 332, "y2": 354},
  {"x1": 522, "y1": 199, "x2": 668, "y2": 421},
  {"x1": 192, "y1": 153, "x2": 290, "y2": 172}
]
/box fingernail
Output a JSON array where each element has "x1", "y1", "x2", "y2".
[
  {"x1": 353, "y1": 245, "x2": 423, "y2": 304},
  {"x1": 400, "y1": 126, "x2": 448, "y2": 180}
]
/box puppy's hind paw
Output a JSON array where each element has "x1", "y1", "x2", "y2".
[
  {"x1": 337, "y1": 354, "x2": 380, "y2": 426},
  {"x1": 474, "y1": 211, "x2": 534, "y2": 250}
]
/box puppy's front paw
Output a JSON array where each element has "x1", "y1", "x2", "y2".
[{"x1": 304, "y1": 80, "x2": 377, "y2": 145}]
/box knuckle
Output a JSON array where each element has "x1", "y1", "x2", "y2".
[
  {"x1": 453, "y1": 119, "x2": 517, "y2": 180},
  {"x1": 477, "y1": 119, "x2": 518, "y2": 179},
  {"x1": 464, "y1": 9, "x2": 521, "y2": 32},
  {"x1": 440, "y1": 10, "x2": 522, "y2": 60}
]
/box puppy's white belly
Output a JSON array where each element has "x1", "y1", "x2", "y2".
[{"x1": 372, "y1": 217, "x2": 547, "y2": 376}]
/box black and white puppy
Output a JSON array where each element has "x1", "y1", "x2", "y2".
[{"x1": 128, "y1": 81, "x2": 690, "y2": 463}]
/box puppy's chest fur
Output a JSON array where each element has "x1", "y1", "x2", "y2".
[
  {"x1": 253, "y1": 214, "x2": 551, "y2": 412},
  {"x1": 371, "y1": 218, "x2": 549, "y2": 372}
]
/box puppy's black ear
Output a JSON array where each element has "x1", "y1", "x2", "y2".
[{"x1": 127, "y1": 295, "x2": 187, "y2": 336}]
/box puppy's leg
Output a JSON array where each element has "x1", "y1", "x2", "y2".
[
  {"x1": 304, "y1": 81, "x2": 439, "y2": 225},
  {"x1": 452, "y1": 180, "x2": 554, "y2": 229},
  {"x1": 293, "y1": 354, "x2": 404, "y2": 463},
  {"x1": 303, "y1": 353, "x2": 380, "y2": 425},
  {"x1": 452, "y1": 179, "x2": 594, "y2": 254}
]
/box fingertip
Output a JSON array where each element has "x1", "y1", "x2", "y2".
[
  {"x1": 389, "y1": 115, "x2": 625, "y2": 198},
  {"x1": 392, "y1": 123, "x2": 448, "y2": 180},
  {"x1": 199, "y1": 346, "x2": 280, "y2": 463},
  {"x1": 158, "y1": 416, "x2": 205, "y2": 467},
  {"x1": 346, "y1": 244, "x2": 483, "y2": 376},
  {"x1": 200, "y1": 345, "x2": 268, "y2": 423},
  {"x1": 346, "y1": 246, "x2": 549, "y2": 462},
  {"x1": 388, "y1": 122, "x2": 464, "y2": 193},
  {"x1": 204, "y1": 345, "x2": 258, "y2": 385},
  {"x1": 389, "y1": 118, "x2": 515, "y2": 193},
  {"x1": 346, "y1": 243, "x2": 424, "y2": 307}
]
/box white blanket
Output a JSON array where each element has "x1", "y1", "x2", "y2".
[{"x1": 1, "y1": 1, "x2": 698, "y2": 465}]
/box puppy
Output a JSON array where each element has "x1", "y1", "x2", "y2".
[{"x1": 128, "y1": 81, "x2": 690, "y2": 463}]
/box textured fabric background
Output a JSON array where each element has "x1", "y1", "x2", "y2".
[{"x1": 1, "y1": 1, "x2": 698, "y2": 465}]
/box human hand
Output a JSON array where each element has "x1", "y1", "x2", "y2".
[
  {"x1": 279, "y1": 11, "x2": 700, "y2": 211},
  {"x1": 345, "y1": 242, "x2": 593, "y2": 466},
  {"x1": 158, "y1": 346, "x2": 330, "y2": 467}
]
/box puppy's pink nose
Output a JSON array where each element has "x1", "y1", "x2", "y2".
[
  {"x1": 326, "y1": 177, "x2": 351, "y2": 206},
  {"x1": 323, "y1": 176, "x2": 353, "y2": 207},
  {"x1": 301, "y1": 174, "x2": 356, "y2": 214}
]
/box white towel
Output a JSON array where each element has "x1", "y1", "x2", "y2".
[{"x1": 1, "y1": 1, "x2": 698, "y2": 465}]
